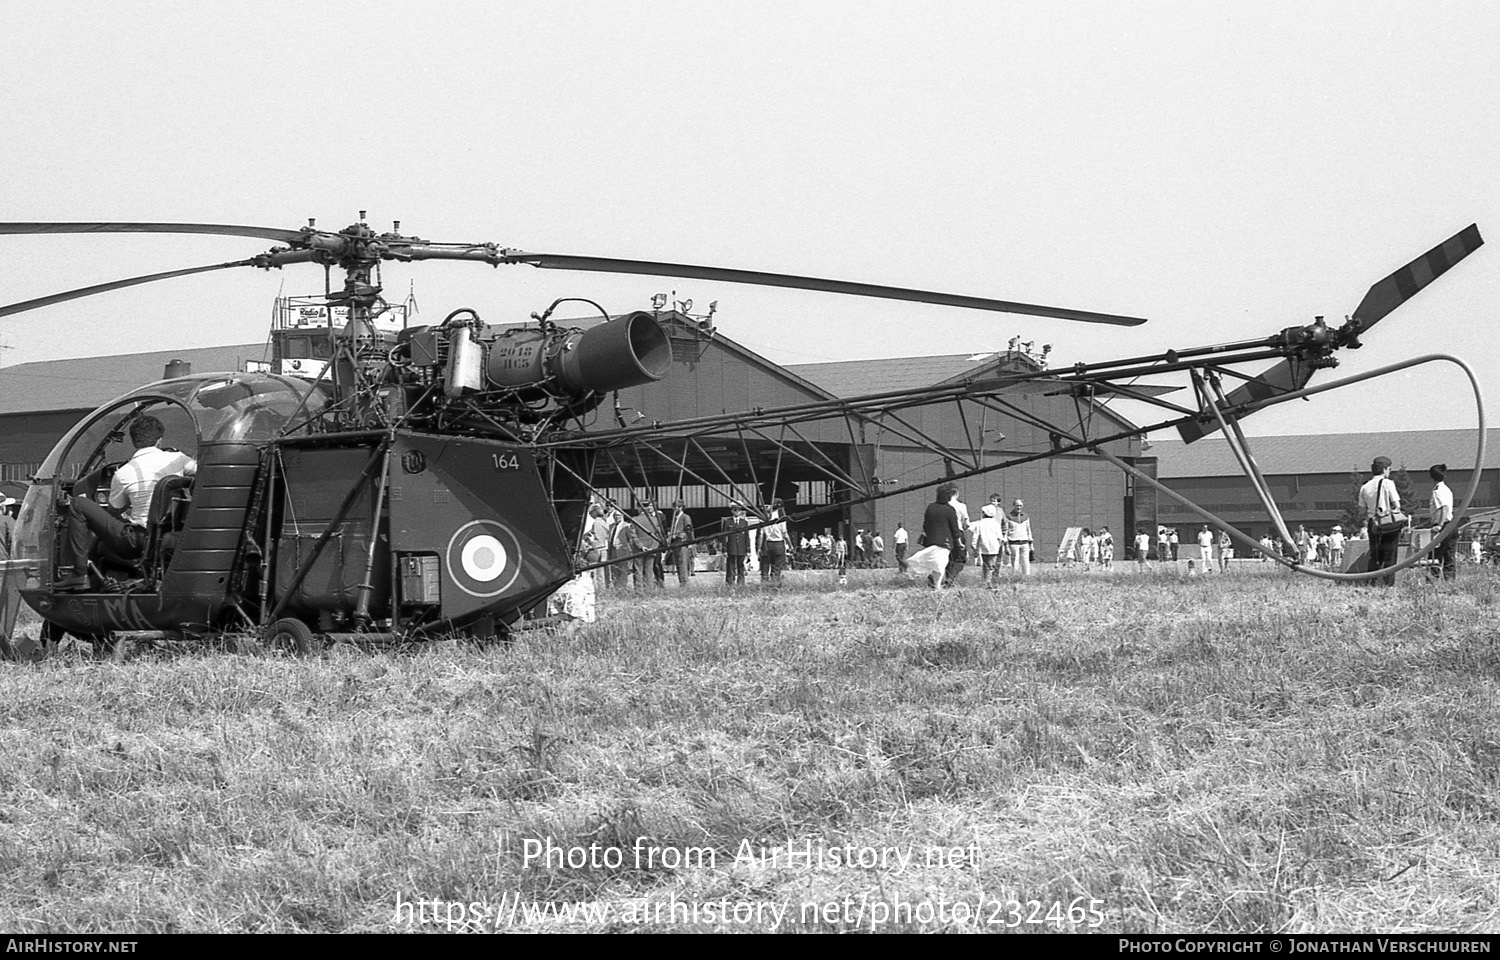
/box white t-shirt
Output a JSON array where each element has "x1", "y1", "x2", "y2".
[
  {"x1": 1359, "y1": 475, "x2": 1396, "y2": 522},
  {"x1": 762, "y1": 514, "x2": 788, "y2": 542},
  {"x1": 1430, "y1": 481, "x2": 1453, "y2": 527},
  {"x1": 952, "y1": 499, "x2": 970, "y2": 532},
  {"x1": 894, "y1": 527, "x2": 908, "y2": 545},
  {"x1": 109, "y1": 444, "x2": 197, "y2": 527}
]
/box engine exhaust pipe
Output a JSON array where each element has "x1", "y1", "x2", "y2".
[
  {"x1": 552, "y1": 311, "x2": 671, "y2": 393},
  {"x1": 484, "y1": 311, "x2": 671, "y2": 396}
]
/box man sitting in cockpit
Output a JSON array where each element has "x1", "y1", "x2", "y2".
[{"x1": 55, "y1": 415, "x2": 197, "y2": 591}]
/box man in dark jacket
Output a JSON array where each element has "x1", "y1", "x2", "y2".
[
  {"x1": 943, "y1": 489, "x2": 969, "y2": 586},
  {"x1": 723, "y1": 503, "x2": 751, "y2": 586}
]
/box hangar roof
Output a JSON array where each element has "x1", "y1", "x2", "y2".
[
  {"x1": 0, "y1": 343, "x2": 269, "y2": 416},
  {"x1": 1151, "y1": 428, "x2": 1500, "y2": 478},
  {"x1": 787, "y1": 352, "x2": 1018, "y2": 396}
]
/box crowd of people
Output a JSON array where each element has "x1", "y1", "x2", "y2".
[
  {"x1": 549, "y1": 454, "x2": 1471, "y2": 622},
  {"x1": 576, "y1": 497, "x2": 793, "y2": 592},
  {"x1": 1061, "y1": 528, "x2": 1118, "y2": 569},
  {"x1": 563, "y1": 485, "x2": 1051, "y2": 599}
]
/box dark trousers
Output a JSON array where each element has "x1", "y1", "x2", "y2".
[
  {"x1": 943, "y1": 551, "x2": 966, "y2": 587},
  {"x1": 1367, "y1": 523, "x2": 1401, "y2": 586},
  {"x1": 895, "y1": 542, "x2": 907, "y2": 572},
  {"x1": 725, "y1": 554, "x2": 746, "y2": 585},
  {"x1": 1431, "y1": 529, "x2": 1457, "y2": 580},
  {"x1": 763, "y1": 540, "x2": 787, "y2": 579},
  {"x1": 62, "y1": 497, "x2": 145, "y2": 570}
]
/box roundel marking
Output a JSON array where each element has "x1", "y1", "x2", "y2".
[
  {"x1": 461, "y1": 534, "x2": 506, "y2": 582},
  {"x1": 446, "y1": 520, "x2": 524, "y2": 598}
]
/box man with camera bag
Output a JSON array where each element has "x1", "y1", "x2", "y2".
[{"x1": 1358, "y1": 456, "x2": 1406, "y2": 587}]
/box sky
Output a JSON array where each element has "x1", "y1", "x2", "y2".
[{"x1": 1, "y1": 0, "x2": 1496, "y2": 438}]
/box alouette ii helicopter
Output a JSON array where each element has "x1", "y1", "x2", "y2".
[{"x1": 0, "y1": 216, "x2": 1486, "y2": 660}]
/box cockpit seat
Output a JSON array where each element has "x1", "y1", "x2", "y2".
[
  {"x1": 87, "y1": 474, "x2": 193, "y2": 585},
  {"x1": 144, "y1": 474, "x2": 193, "y2": 578}
]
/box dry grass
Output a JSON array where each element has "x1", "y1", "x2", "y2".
[{"x1": 1, "y1": 564, "x2": 1498, "y2": 932}]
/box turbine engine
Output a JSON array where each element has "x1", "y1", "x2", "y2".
[{"x1": 397, "y1": 310, "x2": 672, "y2": 409}]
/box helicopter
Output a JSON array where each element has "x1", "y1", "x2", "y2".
[{"x1": 0, "y1": 217, "x2": 1485, "y2": 660}]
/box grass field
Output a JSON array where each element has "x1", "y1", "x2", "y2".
[{"x1": 1, "y1": 563, "x2": 1498, "y2": 933}]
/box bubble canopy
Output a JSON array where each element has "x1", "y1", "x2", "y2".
[{"x1": 37, "y1": 372, "x2": 328, "y2": 481}]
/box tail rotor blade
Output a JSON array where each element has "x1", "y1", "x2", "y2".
[
  {"x1": 1178, "y1": 223, "x2": 1484, "y2": 444},
  {"x1": 1350, "y1": 223, "x2": 1483, "y2": 330},
  {"x1": 1176, "y1": 357, "x2": 1310, "y2": 443}
]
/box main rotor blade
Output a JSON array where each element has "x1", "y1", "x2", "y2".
[
  {"x1": 0, "y1": 259, "x2": 258, "y2": 319},
  {"x1": 503, "y1": 252, "x2": 1147, "y2": 326},
  {"x1": 0, "y1": 221, "x2": 307, "y2": 243},
  {"x1": 1178, "y1": 223, "x2": 1485, "y2": 444}
]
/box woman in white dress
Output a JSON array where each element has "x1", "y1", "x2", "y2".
[{"x1": 906, "y1": 483, "x2": 963, "y2": 589}]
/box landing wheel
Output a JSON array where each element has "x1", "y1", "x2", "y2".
[
  {"x1": 86, "y1": 634, "x2": 121, "y2": 660},
  {"x1": 265, "y1": 618, "x2": 320, "y2": 657}
]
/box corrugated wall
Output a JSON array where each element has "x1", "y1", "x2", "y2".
[
  {"x1": 871, "y1": 447, "x2": 1132, "y2": 559},
  {"x1": 0, "y1": 409, "x2": 90, "y2": 480}
]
